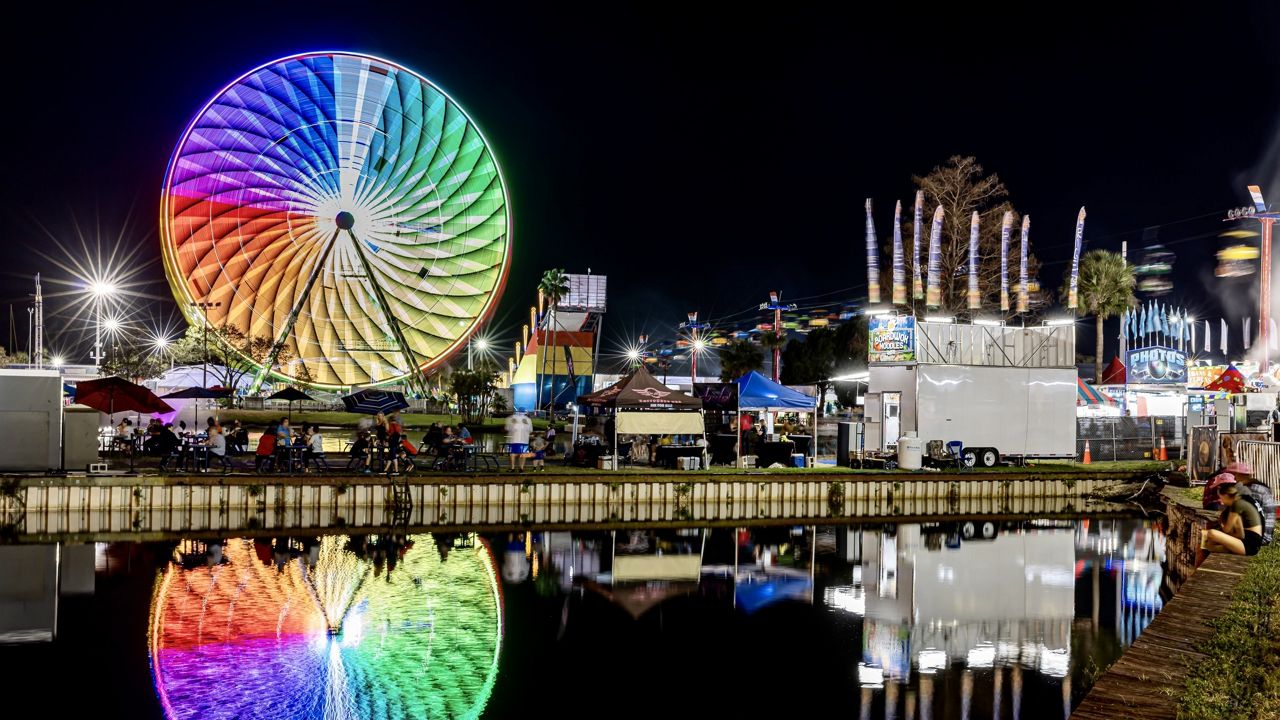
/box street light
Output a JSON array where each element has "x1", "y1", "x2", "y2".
[
  {"x1": 88, "y1": 281, "x2": 118, "y2": 370},
  {"x1": 189, "y1": 301, "x2": 221, "y2": 388},
  {"x1": 468, "y1": 336, "x2": 490, "y2": 370}
]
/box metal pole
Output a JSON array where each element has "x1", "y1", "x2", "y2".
[
  {"x1": 773, "y1": 305, "x2": 782, "y2": 382},
  {"x1": 1262, "y1": 219, "x2": 1273, "y2": 373}
]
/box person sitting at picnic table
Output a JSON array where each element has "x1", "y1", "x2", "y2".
[
  {"x1": 204, "y1": 425, "x2": 233, "y2": 474},
  {"x1": 255, "y1": 423, "x2": 278, "y2": 472},
  {"x1": 456, "y1": 424, "x2": 473, "y2": 444},
  {"x1": 153, "y1": 423, "x2": 182, "y2": 469},
  {"x1": 350, "y1": 430, "x2": 371, "y2": 471},
  {"x1": 276, "y1": 417, "x2": 293, "y2": 445},
  {"x1": 423, "y1": 422, "x2": 444, "y2": 454},
  {"x1": 206, "y1": 415, "x2": 220, "y2": 436},
  {"x1": 1198, "y1": 477, "x2": 1265, "y2": 565},
  {"x1": 306, "y1": 424, "x2": 328, "y2": 471}
]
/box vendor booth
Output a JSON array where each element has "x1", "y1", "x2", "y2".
[
  {"x1": 578, "y1": 365, "x2": 704, "y2": 468},
  {"x1": 696, "y1": 371, "x2": 817, "y2": 468}
]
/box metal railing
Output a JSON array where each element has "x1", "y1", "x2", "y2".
[{"x1": 1233, "y1": 440, "x2": 1280, "y2": 494}]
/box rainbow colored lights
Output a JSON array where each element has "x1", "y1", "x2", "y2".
[
  {"x1": 149, "y1": 535, "x2": 503, "y2": 719},
  {"x1": 161, "y1": 52, "x2": 511, "y2": 388}
]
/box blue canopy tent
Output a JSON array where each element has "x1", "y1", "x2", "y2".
[
  {"x1": 733, "y1": 371, "x2": 818, "y2": 467},
  {"x1": 736, "y1": 371, "x2": 817, "y2": 411}
]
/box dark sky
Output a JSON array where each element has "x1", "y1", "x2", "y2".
[{"x1": 3, "y1": 2, "x2": 1279, "y2": 366}]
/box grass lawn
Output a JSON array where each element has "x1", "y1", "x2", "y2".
[{"x1": 1179, "y1": 544, "x2": 1280, "y2": 719}]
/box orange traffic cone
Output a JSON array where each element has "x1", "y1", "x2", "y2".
[
  {"x1": 1159, "y1": 437, "x2": 1168, "y2": 462},
  {"x1": 1082, "y1": 440, "x2": 1092, "y2": 465}
]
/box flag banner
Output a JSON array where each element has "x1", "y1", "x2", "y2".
[
  {"x1": 1203, "y1": 320, "x2": 1209, "y2": 354},
  {"x1": 967, "y1": 211, "x2": 981, "y2": 310},
  {"x1": 1121, "y1": 310, "x2": 1129, "y2": 340},
  {"x1": 865, "y1": 199, "x2": 880, "y2": 304},
  {"x1": 927, "y1": 205, "x2": 945, "y2": 308},
  {"x1": 1191, "y1": 319, "x2": 1196, "y2": 353},
  {"x1": 1245, "y1": 318, "x2": 1252, "y2": 350},
  {"x1": 1068, "y1": 206, "x2": 1086, "y2": 309},
  {"x1": 1221, "y1": 318, "x2": 1228, "y2": 354},
  {"x1": 1017, "y1": 215, "x2": 1030, "y2": 312},
  {"x1": 912, "y1": 191, "x2": 924, "y2": 300},
  {"x1": 1000, "y1": 211, "x2": 1012, "y2": 312},
  {"x1": 892, "y1": 200, "x2": 906, "y2": 305}
]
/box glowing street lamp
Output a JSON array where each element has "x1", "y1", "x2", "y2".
[
  {"x1": 468, "y1": 335, "x2": 491, "y2": 370},
  {"x1": 88, "y1": 280, "x2": 119, "y2": 369}
]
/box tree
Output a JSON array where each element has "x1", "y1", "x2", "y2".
[
  {"x1": 537, "y1": 268, "x2": 570, "y2": 412},
  {"x1": 100, "y1": 340, "x2": 169, "y2": 382},
  {"x1": 169, "y1": 325, "x2": 294, "y2": 391},
  {"x1": 449, "y1": 360, "x2": 501, "y2": 425},
  {"x1": 896, "y1": 156, "x2": 1045, "y2": 314},
  {"x1": 718, "y1": 339, "x2": 764, "y2": 382},
  {"x1": 780, "y1": 321, "x2": 869, "y2": 413},
  {"x1": 1063, "y1": 249, "x2": 1135, "y2": 381}
]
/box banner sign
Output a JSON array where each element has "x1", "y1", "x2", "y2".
[
  {"x1": 1188, "y1": 364, "x2": 1227, "y2": 390},
  {"x1": 1126, "y1": 345, "x2": 1187, "y2": 385},
  {"x1": 869, "y1": 316, "x2": 916, "y2": 363}
]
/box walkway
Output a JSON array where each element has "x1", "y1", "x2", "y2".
[{"x1": 1072, "y1": 553, "x2": 1250, "y2": 720}]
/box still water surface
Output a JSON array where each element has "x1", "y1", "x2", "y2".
[{"x1": 0, "y1": 517, "x2": 1163, "y2": 718}]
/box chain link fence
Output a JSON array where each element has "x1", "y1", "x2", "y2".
[{"x1": 1076, "y1": 416, "x2": 1184, "y2": 461}]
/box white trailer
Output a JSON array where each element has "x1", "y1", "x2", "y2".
[{"x1": 865, "y1": 320, "x2": 1078, "y2": 466}]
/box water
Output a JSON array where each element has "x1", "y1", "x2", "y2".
[{"x1": 0, "y1": 517, "x2": 1163, "y2": 719}]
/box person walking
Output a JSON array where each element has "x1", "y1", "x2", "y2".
[{"x1": 505, "y1": 411, "x2": 532, "y2": 472}]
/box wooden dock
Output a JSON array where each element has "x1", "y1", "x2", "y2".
[{"x1": 1072, "y1": 553, "x2": 1250, "y2": 720}]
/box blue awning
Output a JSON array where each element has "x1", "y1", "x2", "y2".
[{"x1": 736, "y1": 371, "x2": 816, "y2": 411}]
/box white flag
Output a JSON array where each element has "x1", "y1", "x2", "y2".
[
  {"x1": 1245, "y1": 318, "x2": 1252, "y2": 350},
  {"x1": 1191, "y1": 321, "x2": 1196, "y2": 355},
  {"x1": 1204, "y1": 320, "x2": 1210, "y2": 354},
  {"x1": 1222, "y1": 319, "x2": 1228, "y2": 354}
]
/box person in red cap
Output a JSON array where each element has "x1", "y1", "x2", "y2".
[
  {"x1": 1197, "y1": 477, "x2": 1265, "y2": 566},
  {"x1": 1227, "y1": 461, "x2": 1275, "y2": 544}
]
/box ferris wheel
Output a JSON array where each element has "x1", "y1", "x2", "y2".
[{"x1": 161, "y1": 52, "x2": 511, "y2": 388}]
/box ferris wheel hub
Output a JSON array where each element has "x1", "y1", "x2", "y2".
[{"x1": 334, "y1": 211, "x2": 356, "y2": 230}]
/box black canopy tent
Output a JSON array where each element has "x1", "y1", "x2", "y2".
[{"x1": 579, "y1": 365, "x2": 705, "y2": 464}]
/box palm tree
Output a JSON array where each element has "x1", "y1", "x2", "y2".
[
  {"x1": 537, "y1": 268, "x2": 571, "y2": 414},
  {"x1": 718, "y1": 339, "x2": 764, "y2": 382},
  {"x1": 1068, "y1": 250, "x2": 1135, "y2": 381}
]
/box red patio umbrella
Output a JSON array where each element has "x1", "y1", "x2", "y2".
[{"x1": 74, "y1": 376, "x2": 173, "y2": 418}]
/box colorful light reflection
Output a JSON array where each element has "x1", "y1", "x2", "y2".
[{"x1": 149, "y1": 535, "x2": 502, "y2": 719}]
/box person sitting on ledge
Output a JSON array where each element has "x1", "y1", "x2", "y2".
[{"x1": 1197, "y1": 477, "x2": 1265, "y2": 566}]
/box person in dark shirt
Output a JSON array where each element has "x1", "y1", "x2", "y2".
[{"x1": 1198, "y1": 478, "x2": 1264, "y2": 564}]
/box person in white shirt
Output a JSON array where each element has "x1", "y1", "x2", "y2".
[
  {"x1": 204, "y1": 426, "x2": 232, "y2": 474},
  {"x1": 307, "y1": 427, "x2": 328, "y2": 470},
  {"x1": 504, "y1": 412, "x2": 533, "y2": 472}
]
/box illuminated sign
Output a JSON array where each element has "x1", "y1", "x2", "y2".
[
  {"x1": 1188, "y1": 365, "x2": 1226, "y2": 389},
  {"x1": 868, "y1": 316, "x2": 915, "y2": 363},
  {"x1": 1126, "y1": 346, "x2": 1187, "y2": 385}
]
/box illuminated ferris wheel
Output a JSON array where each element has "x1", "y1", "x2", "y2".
[{"x1": 161, "y1": 51, "x2": 511, "y2": 388}]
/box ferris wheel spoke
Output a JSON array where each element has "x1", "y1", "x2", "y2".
[{"x1": 250, "y1": 229, "x2": 343, "y2": 389}]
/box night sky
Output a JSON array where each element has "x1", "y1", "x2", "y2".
[{"x1": 4, "y1": 3, "x2": 1279, "y2": 368}]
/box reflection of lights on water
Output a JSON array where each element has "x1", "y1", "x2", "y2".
[
  {"x1": 996, "y1": 640, "x2": 1020, "y2": 665},
  {"x1": 1024, "y1": 564, "x2": 1076, "y2": 588},
  {"x1": 966, "y1": 643, "x2": 995, "y2": 668},
  {"x1": 823, "y1": 586, "x2": 865, "y2": 615},
  {"x1": 1039, "y1": 647, "x2": 1070, "y2": 678},
  {"x1": 149, "y1": 535, "x2": 503, "y2": 720},
  {"x1": 917, "y1": 649, "x2": 948, "y2": 672},
  {"x1": 858, "y1": 663, "x2": 885, "y2": 688}
]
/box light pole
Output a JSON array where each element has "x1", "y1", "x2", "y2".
[
  {"x1": 760, "y1": 291, "x2": 797, "y2": 382},
  {"x1": 680, "y1": 311, "x2": 710, "y2": 384},
  {"x1": 189, "y1": 301, "x2": 221, "y2": 388},
  {"x1": 88, "y1": 281, "x2": 118, "y2": 370},
  {"x1": 469, "y1": 336, "x2": 489, "y2": 370},
  {"x1": 1228, "y1": 185, "x2": 1280, "y2": 373}
]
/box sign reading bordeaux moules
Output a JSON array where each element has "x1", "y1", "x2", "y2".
[{"x1": 868, "y1": 316, "x2": 916, "y2": 363}]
